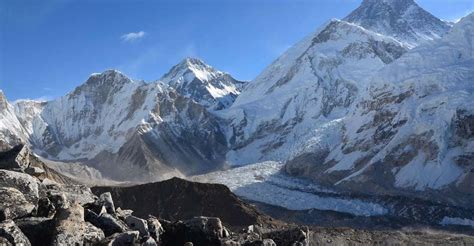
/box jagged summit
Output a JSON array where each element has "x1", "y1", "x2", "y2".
[
  {"x1": 160, "y1": 57, "x2": 246, "y2": 110},
  {"x1": 344, "y1": 0, "x2": 450, "y2": 47},
  {"x1": 0, "y1": 90, "x2": 7, "y2": 109}
]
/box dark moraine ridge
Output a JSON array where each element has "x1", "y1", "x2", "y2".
[{"x1": 92, "y1": 177, "x2": 280, "y2": 230}]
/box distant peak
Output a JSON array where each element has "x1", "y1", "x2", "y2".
[
  {"x1": 361, "y1": 0, "x2": 415, "y2": 6},
  {"x1": 70, "y1": 69, "x2": 133, "y2": 96},
  {"x1": 344, "y1": 0, "x2": 450, "y2": 47},
  {"x1": 181, "y1": 57, "x2": 207, "y2": 67},
  {"x1": 0, "y1": 90, "x2": 8, "y2": 108}
]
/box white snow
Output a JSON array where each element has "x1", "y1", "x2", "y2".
[
  {"x1": 440, "y1": 217, "x2": 474, "y2": 227},
  {"x1": 192, "y1": 161, "x2": 388, "y2": 216}
]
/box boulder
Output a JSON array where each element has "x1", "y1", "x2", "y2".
[
  {"x1": 25, "y1": 166, "x2": 45, "y2": 176},
  {"x1": 0, "y1": 187, "x2": 35, "y2": 220},
  {"x1": 0, "y1": 145, "x2": 27, "y2": 171},
  {"x1": 147, "y1": 216, "x2": 164, "y2": 242},
  {"x1": 51, "y1": 203, "x2": 85, "y2": 245},
  {"x1": 116, "y1": 207, "x2": 133, "y2": 219},
  {"x1": 160, "y1": 219, "x2": 222, "y2": 246},
  {"x1": 142, "y1": 237, "x2": 158, "y2": 246},
  {"x1": 99, "y1": 192, "x2": 116, "y2": 214},
  {"x1": 185, "y1": 216, "x2": 225, "y2": 238},
  {"x1": 46, "y1": 183, "x2": 95, "y2": 206},
  {"x1": 85, "y1": 210, "x2": 128, "y2": 237},
  {"x1": 124, "y1": 215, "x2": 149, "y2": 237},
  {"x1": 100, "y1": 231, "x2": 140, "y2": 245},
  {"x1": 0, "y1": 169, "x2": 39, "y2": 203},
  {"x1": 0, "y1": 220, "x2": 31, "y2": 246},
  {"x1": 15, "y1": 217, "x2": 54, "y2": 245},
  {"x1": 263, "y1": 227, "x2": 309, "y2": 246},
  {"x1": 83, "y1": 222, "x2": 105, "y2": 244},
  {"x1": 51, "y1": 206, "x2": 104, "y2": 245},
  {"x1": 36, "y1": 197, "x2": 55, "y2": 218}
]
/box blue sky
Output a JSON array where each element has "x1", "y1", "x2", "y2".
[{"x1": 1, "y1": 0, "x2": 472, "y2": 101}]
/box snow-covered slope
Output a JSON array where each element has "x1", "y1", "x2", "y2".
[
  {"x1": 285, "y1": 13, "x2": 474, "y2": 209},
  {"x1": 0, "y1": 91, "x2": 27, "y2": 151},
  {"x1": 223, "y1": 19, "x2": 406, "y2": 165},
  {"x1": 12, "y1": 70, "x2": 227, "y2": 181},
  {"x1": 161, "y1": 58, "x2": 247, "y2": 111},
  {"x1": 344, "y1": 0, "x2": 451, "y2": 48}
]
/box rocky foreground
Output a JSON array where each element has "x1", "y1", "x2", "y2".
[{"x1": 1, "y1": 145, "x2": 473, "y2": 246}]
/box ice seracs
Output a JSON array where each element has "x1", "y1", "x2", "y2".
[{"x1": 160, "y1": 58, "x2": 247, "y2": 111}]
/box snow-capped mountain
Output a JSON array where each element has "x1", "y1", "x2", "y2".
[
  {"x1": 161, "y1": 58, "x2": 247, "y2": 111},
  {"x1": 0, "y1": 91, "x2": 27, "y2": 151},
  {"x1": 223, "y1": 19, "x2": 407, "y2": 165},
  {"x1": 10, "y1": 70, "x2": 227, "y2": 181},
  {"x1": 285, "y1": 13, "x2": 474, "y2": 209},
  {"x1": 344, "y1": 0, "x2": 451, "y2": 48}
]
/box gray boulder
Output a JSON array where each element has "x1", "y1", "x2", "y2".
[
  {"x1": 99, "y1": 192, "x2": 116, "y2": 214},
  {"x1": 0, "y1": 169, "x2": 39, "y2": 203},
  {"x1": 0, "y1": 187, "x2": 35, "y2": 220},
  {"x1": 147, "y1": 216, "x2": 164, "y2": 242},
  {"x1": 124, "y1": 215, "x2": 149, "y2": 237},
  {"x1": 142, "y1": 237, "x2": 158, "y2": 246},
  {"x1": 185, "y1": 216, "x2": 225, "y2": 238},
  {"x1": 0, "y1": 220, "x2": 31, "y2": 246},
  {"x1": 15, "y1": 217, "x2": 54, "y2": 245},
  {"x1": 100, "y1": 231, "x2": 140, "y2": 245},
  {"x1": 50, "y1": 203, "x2": 104, "y2": 245},
  {"x1": 84, "y1": 222, "x2": 105, "y2": 244}
]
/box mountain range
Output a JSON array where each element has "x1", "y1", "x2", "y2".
[{"x1": 1, "y1": 0, "x2": 473, "y2": 213}]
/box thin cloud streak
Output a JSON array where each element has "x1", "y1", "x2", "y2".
[{"x1": 120, "y1": 31, "x2": 146, "y2": 42}]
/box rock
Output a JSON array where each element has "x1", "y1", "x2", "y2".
[
  {"x1": 52, "y1": 203, "x2": 85, "y2": 245},
  {"x1": 51, "y1": 203, "x2": 103, "y2": 245},
  {"x1": 83, "y1": 222, "x2": 105, "y2": 244},
  {"x1": 99, "y1": 192, "x2": 116, "y2": 214},
  {"x1": 0, "y1": 187, "x2": 35, "y2": 220},
  {"x1": 0, "y1": 169, "x2": 39, "y2": 203},
  {"x1": 263, "y1": 227, "x2": 308, "y2": 246},
  {"x1": 243, "y1": 239, "x2": 277, "y2": 246},
  {"x1": 147, "y1": 216, "x2": 164, "y2": 242},
  {"x1": 48, "y1": 192, "x2": 69, "y2": 210},
  {"x1": 124, "y1": 215, "x2": 149, "y2": 237},
  {"x1": 100, "y1": 231, "x2": 140, "y2": 245},
  {"x1": 0, "y1": 145, "x2": 27, "y2": 171},
  {"x1": 36, "y1": 197, "x2": 55, "y2": 218},
  {"x1": 185, "y1": 216, "x2": 225, "y2": 238},
  {"x1": 0, "y1": 220, "x2": 31, "y2": 246},
  {"x1": 15, "y1": 217, "x2": 54, "y2": 245},
  {"x1": 46, "y1": 183, "x2": 96, "y2": 206},
  {"x1": 142, "y1": 237, "x2": 158, "y2": 246},
  {"x1": 116, "y1": 207, "x2": 133, "y2": 219},
  {"x1": 184, "y1": 242, "x2": 193, "y2": 246},
  {"x1": 25, "y1": 166, "x2": 45, "y2": 176},
  {"x1": 160, "y1": 219, "x2": 222, "y2": 246},
  {"x1": 86, "y1": 211, "x2": 128, "y2": 237},
  {"x1": 263, "y1": 239, "x2": 277, "y2": 246}
]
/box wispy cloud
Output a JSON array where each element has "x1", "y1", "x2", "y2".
[{"x1": 120, "y1": 31, "x2": 146, "y2": 42}]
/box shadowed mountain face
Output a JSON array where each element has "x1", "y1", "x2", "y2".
[{"x1": 92, "y1": 177, "x2": 278, "y2": 230}]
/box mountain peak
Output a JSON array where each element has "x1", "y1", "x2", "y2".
[
  {"x1": 161, "y1": 57, "x2": 222, "y2": 85},
  {"x1": 0, "y1": 90, "x2": 8, "y2": 109},
  {"x1": 344, "y1": 0, "x2": 450, "y2": 47},
  {"x1": 160, "y1": 58, "x2": 246, "y2": 110},
  {"x1": 181, "y1": 57, "x2": 207, "y2": 67}
]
